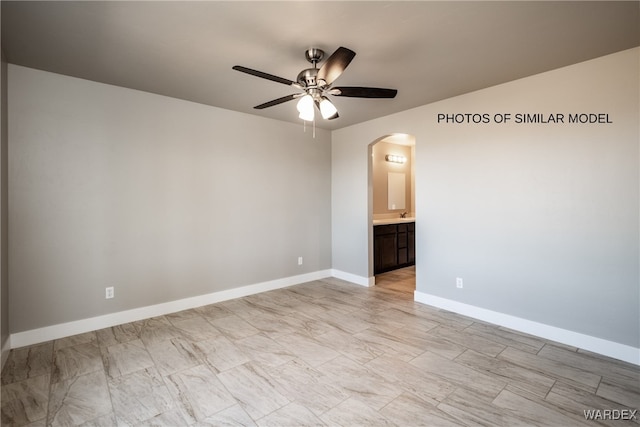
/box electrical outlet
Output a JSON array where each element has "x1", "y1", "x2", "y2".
[
  {"x1": 456, "y1": 278, "x2": 463, "y2": 289},
  {"x1": 298, "y1": 257, "x2": 303, "y2": 266},
  {"x1": 105, "y1": 286, "x2": 114, "y2": 299}
]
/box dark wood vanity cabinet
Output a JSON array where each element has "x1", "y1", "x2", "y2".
[
  {"x1": 374, "y1": 225, "x2": 398, "y2": 273},
  {"x1": 374, "y1": 222, "x2": 415, "y2": 274}
]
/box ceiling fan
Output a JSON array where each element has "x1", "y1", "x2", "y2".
[{"x1": 232, "y1": 46, "x2": 397, "y2": 121}]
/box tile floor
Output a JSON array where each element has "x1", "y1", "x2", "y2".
[
  {"x1": 1, "y1": 272, "x2": 639, "y2": 426},
  {"x1": 375, "y1": 266, "x2": 416, "y2": 294}
]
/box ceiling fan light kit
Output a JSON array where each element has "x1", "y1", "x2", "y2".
[
  {"x1": 297, "y1": 94, "x2": 315, "y2": 121},
  {"x1": 319, "y1": 97, "x2": 338, "y2": 120},
  {"x1": 232, "y1": 46, "x2": 398, "y2": 124}
]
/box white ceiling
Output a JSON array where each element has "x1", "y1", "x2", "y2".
[{"x1": 2, "y1": 1, "x2": 638, "y2": 130}]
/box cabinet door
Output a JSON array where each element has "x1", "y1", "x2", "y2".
[
  {"x1": 374, "y1": 233, "x2": 397, "y2": 274},
  {"x1": 397, "y1": 230, "x2": 408, "y2": 265}
]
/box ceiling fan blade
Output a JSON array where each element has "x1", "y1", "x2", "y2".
[
  {"x1": 331, "y1": 86, "x2": 398, "y2": 98},
  {"x1": 233, "y1": 65, "x2": 295, "y2": 86},
  {"x1": 254, "y1": 94, "x2": 299, "y2": 109},
  {"x1": 316, "y1": 47, "x2": 356, "y2": 86}
]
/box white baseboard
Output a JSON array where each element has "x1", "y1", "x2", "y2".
[
  {"x1": 10, "y1": 270, "x2": 332, "y2": 349},
  {"x1": 414, "y1": 291, "x2": 640, "y2": 366},
  {"x1": 331, "y1": 269, "x2": 374, "y2": 287},
  {"x1": 17, "y1": 273, "x2": 634, "y2": 366}
]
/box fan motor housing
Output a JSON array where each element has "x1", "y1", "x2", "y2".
[{"x1": 297, "y1": 68, "x2": 320, "y2": 88}]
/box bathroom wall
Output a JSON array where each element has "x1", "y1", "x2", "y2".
[{"x1": 371, "y1": 141, "x2": 413, "y2": 218}]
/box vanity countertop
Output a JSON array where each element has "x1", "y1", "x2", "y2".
[{"x1": 372, "y1": 217, "x2": 416, "y2": 226}]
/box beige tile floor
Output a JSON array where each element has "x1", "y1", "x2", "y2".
[
  {"x1": 2, "y1": 272, "x2": 639, "y2": 426},
  {"x1": 375, "y1": 265, "x2": 416, "y2": 294}
]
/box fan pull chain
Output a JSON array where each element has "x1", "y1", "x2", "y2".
[{"x1": 301, "y1": 119, "x2": 316, "y2": 138}]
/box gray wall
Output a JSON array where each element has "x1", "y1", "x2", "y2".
[
  {"x1": 1, "y1": 50, "x2": 9, "y2": 361},
  {"x1": 332, "y1": 48, "x2": 639, "y2": 348},
  {"x1": 8, "y1": 65, "x2": 332, "y2": 333}
]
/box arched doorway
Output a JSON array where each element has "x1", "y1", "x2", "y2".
[{"x1": 367, "y1": 133, "x2": 416, "y2": 293}]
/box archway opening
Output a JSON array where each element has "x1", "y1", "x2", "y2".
[{"x1": 367, "y1": 133, "x2": 416, "y2": 293}]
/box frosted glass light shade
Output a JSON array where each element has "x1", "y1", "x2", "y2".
[
  {"x1": 319, "y1": 98, "x2": 338, "y2": 119},
  {"x1": 296, "y1": 95, "x2": 314, "y2": 121}
]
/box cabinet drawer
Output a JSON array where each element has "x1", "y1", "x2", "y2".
[
  {"x1": 397, "y1": 232, "x2": 408, "y2": 248},
  {"x1": 398, "y1": 247, "x2": 408, "y2": 265},
  {"x1": 397, "y1": 223, "x2": 415, "y2": 233},
  {"x1": 374, "y1": 224, "x2": 397, "y2": 236}
]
